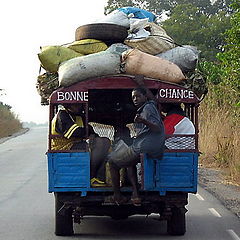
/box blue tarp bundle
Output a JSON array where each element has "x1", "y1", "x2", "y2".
[{"x1": 118, "y1": 7, "x2": 156, "y2": 22}]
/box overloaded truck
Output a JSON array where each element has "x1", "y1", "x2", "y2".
[{"x1": 47, "y1": 74, "x2": 200, "y2": 236}]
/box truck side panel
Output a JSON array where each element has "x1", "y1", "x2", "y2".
[
  {"x1": 143, "y1": 152, "x2": 198, "y2": 194},
  {"x1": 47, "y1": 152, "x2": 198, "y2": 194},
  {"x1": 48, "y1": 152, "x2": 90, "y2": 192}
]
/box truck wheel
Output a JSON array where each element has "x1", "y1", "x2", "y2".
[
  {"x1": 55, "y1": 193, "x2": 74, "y2": 236},
  {"x1": 167, "y1": 207, "x2": 186, "y2": 236}
]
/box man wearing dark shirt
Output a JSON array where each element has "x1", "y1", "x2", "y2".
[
  {"x1": 108, "y1": 87, "x2": 165, "y2": 205},
  {"x1": 51, "y1": 104, "x2": 110, "y2": 186}
]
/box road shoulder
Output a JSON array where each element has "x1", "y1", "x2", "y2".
[
  {"x1": 0, "y1": 128, "x2": 29, "y2": 144},
  {"x1": 198, "y1": 167, "x2": 240, "y2": 218}
]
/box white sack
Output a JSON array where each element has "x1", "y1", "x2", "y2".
[
  {"x1": 156, "y1": 45, "x2": 199, "y2": 72},
  {"x1": 127, "y1": 18, "x2": 151, "y2": 41},
  {"x1": 127, "y1": 28, "x2": 150, "y2": 40},
  {"x1": 122, "y1": 49, "x2": 186, "y2": 83},
  {"x1": 59, "y1": 51, "x2": 121, "y2": 87},
  {"x1": 93, "y1": 10, "x2": 130, "y2": 28},
  {"x1": 129, "y1": 18, "x2": 149, "y2": 32}
]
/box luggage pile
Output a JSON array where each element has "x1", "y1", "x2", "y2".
[{"x1": 36, "y1": 7, "x2": 206, "y2": 105}]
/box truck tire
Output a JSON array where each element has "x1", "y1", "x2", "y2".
[
  {"x1": 75, "y1": 23, "x2": 128, "y2": 45},
  {"x1": 55, "y1": 193, "x2": 74, "y2": 236},
  {"x1": 167, "y1": 207, "x2": 186, "y2": 236}
]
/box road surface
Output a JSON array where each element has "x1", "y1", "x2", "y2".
[{"x1": 0, "y1": 127, "x2": 239, "y2": 240}]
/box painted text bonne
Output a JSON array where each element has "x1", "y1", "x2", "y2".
[{"x1": 57, "y1": 91, "x2": 88, "y2": 102}]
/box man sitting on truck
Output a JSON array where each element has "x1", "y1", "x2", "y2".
[
  {"x1": 107, "y1": 87, "x2": 165, "y2": 205},
  {"x1": 51, "y1": 103, "x2": 111, "y2": 186},
  {"x1": 162, "y1": 103, "x2": 195, "y2": 149}
]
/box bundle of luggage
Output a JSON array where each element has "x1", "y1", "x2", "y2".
[{"x1": 36, "y1": 7, "x2": 207, "y2": 105}]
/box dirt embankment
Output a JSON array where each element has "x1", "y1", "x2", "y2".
[{"x1": 0, "y1": 128, "x2": 29, "y2": 144}]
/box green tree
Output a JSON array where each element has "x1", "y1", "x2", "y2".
[
  {"x1": 166, "y1": 0, "x2": 233, "y2": 15},
  {"x1": 104, "y1": 0, "x2": 169, "y2": 16},
  {"x1": 199, "y1": 0, "x2": 240, "y2": 110},
  {"x1": 217, "y1": 0, "x2": 240, "y2": 91},
  {"x1": 105, "y1": 0, "x2": 232, "y2": 16},
  {"x1": 161, "y1": 4, "x2": 230, "y2": 61}
]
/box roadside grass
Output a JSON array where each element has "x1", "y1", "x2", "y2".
[
  {"x1": 199, "y1": 88, "x2": 240, "y2": 184},
  {"x1": 0, "y1": 103, "x2": 22, "y2": 138}
]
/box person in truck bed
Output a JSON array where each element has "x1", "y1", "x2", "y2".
[
  {"x1": 51, "y1": 103, "x2": 111, "y2": 186},
  {"x1": 162, "y1": 103, "x2": 195, "y2": 149},
  {"x1": 107, "y1": 87, "x2": 165, "y2": 205}
]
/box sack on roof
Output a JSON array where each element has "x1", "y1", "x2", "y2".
[
  {"x1": 124, "y1": 22, "x2": 175, "y2": 55},
  {"x1": 59, "y1": 51, "x2": 121, "y2": 87},
  {"x1": 156, "y1": 45, "x2": 200, "y2": 73},
  {"x1": 122, "y1": 49, "x2": 186, "y2": 83},
  {"x1": 93, "y1": 10, "x2": 130, "y2": 28},
  {"x1": 67, "y1": 39, "x2": 108, "y2": 55},
  {"x1": 38, "y1": 46, "x2": 82, "y2": 73}
]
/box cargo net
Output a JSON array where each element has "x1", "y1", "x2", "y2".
[
  {"x1": 126, "y1": 123, "x2": 137, "y2": 138},
  {"x1": 89, "y1": 123, "x2": 196, "y2": 151},
  {"x1": 165, "y1": 135, "x2": 196, "y2": 150},
  {"x1": 89, "y1": 122, "x2": 136, "y2": 141},
  {"x1": 127, "y1": 123, "x2": 196, "y2": 151},
  {"x1": 89, "y1": 122, "x2": 115, "y2": 141}
]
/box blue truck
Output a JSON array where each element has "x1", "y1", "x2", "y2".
[{"x1": 47, "y1": 75, "x2": 200, "y2": 236}]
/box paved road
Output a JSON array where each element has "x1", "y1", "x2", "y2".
[{"x1": 0, "y1": 127, "x2": 239, "y2": 240}]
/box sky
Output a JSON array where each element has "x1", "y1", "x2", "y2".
[{"x1": 0, "y1": 0, "x2": 107, "y2": 124}]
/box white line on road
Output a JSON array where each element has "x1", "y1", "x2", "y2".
[
  {"x1": 208, "y1": 208, "x2": 222, "y2": 217},
  {"x1": 227, "y1": 229, "x2": 240, "y2": 240},
  {"x1": 195, "y1": 193, "x2": 205, "y2": 201}
]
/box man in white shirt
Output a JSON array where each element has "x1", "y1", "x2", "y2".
[{"x1": 162, "y1": 103, "x2": 195, "y2": 149}]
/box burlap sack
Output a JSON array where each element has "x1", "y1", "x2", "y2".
[
  {"x1": 67, "y1": 39, "x2": 108, "y2": 55},
  {"x1": 122, "y1": 49, "x2": 186, "y2": 83},
  {"x1": 105, "y1": 162, "x2": 126, "y2": 187},
  {"x1": 124, "y1": 22, "x2": 175, "y2": 55},
  {"x1": 38, "y1": 46, "x2": 82, "y2": 73}
]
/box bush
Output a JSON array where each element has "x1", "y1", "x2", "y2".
[
  {"x1": 199, "y1": 84, "x2": 240, "y2": 183},
  {"x1": 0, "y1": 102, "x2": 22, "y2": 138}
]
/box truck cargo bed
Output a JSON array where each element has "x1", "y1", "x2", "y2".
[{"x1": 47, "y1": 152, "x2": 198, "y2": 195}]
